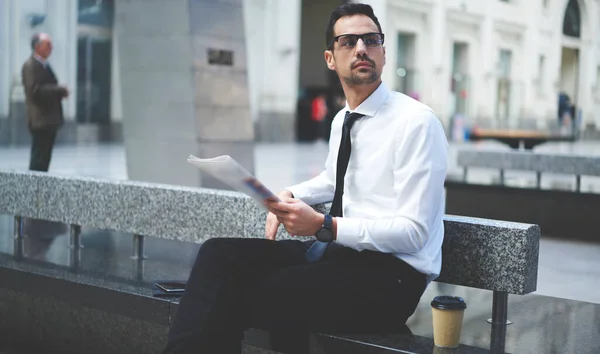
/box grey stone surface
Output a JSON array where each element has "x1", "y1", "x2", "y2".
[
  {"x1": 457, "y1": 149, "x2": 600, "y2": 176},
  {"x1": 0, "y1": 260, "x2": 171, "y2": 325},
  {"x1": 0, "y1": 171, "x2": 38, "y2": 217},
  {"x1": 35, "y1": 174, "x2": 248, "y2": 242},
  {"x1": 255, "y1": 111, "x2": 296, "y2": 143},
  {"x1": 0, "y1": 288, "x2": 169, "y2": 354},
  {"x1": 439, "y1": 215, "x2": 540, "y2": 295},
  {"x1": 115, "y1": 0, "x2": 254, "y2": 189},
  {"x1": 0, "y1": 170, "x2": 540, "y2": 295}
]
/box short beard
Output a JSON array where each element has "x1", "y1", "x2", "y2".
[{"x1": 343, "y1": 69, "x2": 379, "y2": 86}]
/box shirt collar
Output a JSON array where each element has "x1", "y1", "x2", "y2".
[
  {"x1": 33, "y1": 53, "x2": 47, "y2": 67},
  {"x1": 346, "y1": 81, "x2": 390, "y2": 117}
]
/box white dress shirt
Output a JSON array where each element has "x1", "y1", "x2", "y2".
[{"x1": 287, "y1": 82, "x2": 448, "y2": 283}]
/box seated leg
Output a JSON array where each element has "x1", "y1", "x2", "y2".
[
  {"x1": 162, "y1": 237, "x2": 308, "y2": 354},
  {"x1": 245, "y1": 245, "x2": 427, "y2": 353}
]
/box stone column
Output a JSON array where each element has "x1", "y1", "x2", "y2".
[
  {"x1": 245, "y1": 0, "x2": 301, "y2": 143},
  {"x1": 115, "y1": 0, "x2": 254, "y2": 189},
  {"x1": 428, "y1": 0, "x2": 447, "y2": 122}
]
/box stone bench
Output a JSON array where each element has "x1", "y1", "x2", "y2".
[
  {"x1": 446, "y1": 149, "x2": 600, "y2": 239},
  {"x1": 0, "y1": 169, "x2": 540, "y2": 353},
  {"x1": 456, "y1": 148, "x2": 600, "y2": 190}
]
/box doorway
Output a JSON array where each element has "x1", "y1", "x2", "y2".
[
  {"x1": 559, "y1": 47, "x2": 579, "y2": 106},
  {"x1": 76, "y1": 35, "x2": 112, "y2": 124},
  {"x1": 297, "y1": 0, "x2": 347, "y2": 142},
  {"x1": 76, "y1": 0, "x2": 114, "y2": 125}
]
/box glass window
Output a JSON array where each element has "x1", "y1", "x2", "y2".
[
  {"x1": 498, "y1": 49, "x2": 512, "y2": 78},
  {"x1": 563, "y1": 0, "x2": 581, "y2": 38}
]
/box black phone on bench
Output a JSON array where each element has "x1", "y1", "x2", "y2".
[{"x1": 155, "y1": 281, "x2": 186, "y2": 293}]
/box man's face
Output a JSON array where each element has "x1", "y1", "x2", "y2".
[
  {"x1": 36, "y1": 37, "x2": 53, "y2": 59},
  {"x1": 324, "y1": 14, "x2": 385, "y2": 87}
]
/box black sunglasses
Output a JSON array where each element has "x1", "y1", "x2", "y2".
[{"x1": 328, "y1": 32, "x2": 385, "y2": 50}]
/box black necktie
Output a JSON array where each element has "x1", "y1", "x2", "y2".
[{"x1": 306, "y1": 111, "x2": 365, "y2": 262}]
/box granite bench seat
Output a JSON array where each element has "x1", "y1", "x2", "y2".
[
  {"x1": 446, "y1": 149, "x2": 600, "y2": 239},
  {"x1": 0, "y1": 169, "x2": 540, "y2": 353}
]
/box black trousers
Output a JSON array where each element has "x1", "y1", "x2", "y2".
[
  {"x1": 162, "y1": 238, "x2": 427, "y2": 354},
  {"x1": 29, "y1": 127, "x2": 57, "y2": 172}
]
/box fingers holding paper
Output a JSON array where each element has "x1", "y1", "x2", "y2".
[{"x1": 265, "y1": 197, "x2": 324, "y2": 238}]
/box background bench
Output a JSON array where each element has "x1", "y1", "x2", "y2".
[
  {"x1": 0, "y1": 170, "x2": 540, "y2": 353},
  {"x1": 446, "y1": 149, "x2": 600, "y2": 239}
]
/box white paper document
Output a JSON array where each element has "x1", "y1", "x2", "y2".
[{"x1": 187, "y1": 155, "x2": 281, "y2": 211}]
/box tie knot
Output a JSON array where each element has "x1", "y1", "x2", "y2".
[{"x1": 344, "y1": 111, "x2": 364, "y2": 129}]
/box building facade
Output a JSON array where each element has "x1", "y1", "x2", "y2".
[
  {"x1": 0, "y1": 0, "x2": 121, "y2": 145},
  {"x1": 250, "y1": 0, "x2": 600, "y2": 139},
  {"x1": 366, "y1": 0, "x2": 600, "y2": 132},
  {"x1": 1, "y1": 0, "x2": 599, "y2": 145}
]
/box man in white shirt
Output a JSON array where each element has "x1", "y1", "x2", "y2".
[{"x1": 163, "y1": 3, "x2": 447, "y2": 354}]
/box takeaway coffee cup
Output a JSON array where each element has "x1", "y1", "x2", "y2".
[{"x1": 431, "y1": 296, "x2": 467, "y2": 348}]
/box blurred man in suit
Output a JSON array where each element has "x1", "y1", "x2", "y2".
[{"x1": 21, "y1": 33, "x2": 69, "y2": 172}]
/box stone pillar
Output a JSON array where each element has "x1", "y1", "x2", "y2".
[
  {"x1": 245, "y1": 0, "x2": 301, "y2": 143},
  {"x1": 428, "y1": 0, "x2": 447, "y2": 123},
  {"x1": 115, "y1": 0, "x2": 254, "y2": 189}
]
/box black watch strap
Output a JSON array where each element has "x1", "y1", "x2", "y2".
[{"x1": 322, "y1": 214, "x2": 333, "y2": 230}]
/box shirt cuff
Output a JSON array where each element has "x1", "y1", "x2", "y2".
[
  {"x1": 335, "y1": 217, "x2": 363, "y2": 251},
  {"x1": 285, "y1": 184, "x2": 311, "y2": 202}
]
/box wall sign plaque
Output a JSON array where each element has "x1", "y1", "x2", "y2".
[{"x1": 207, "y1": 49, "x2": 234, "y2": 66}]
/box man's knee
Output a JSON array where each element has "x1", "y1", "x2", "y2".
[
  {"x1": 196, "y1": 237, "x2": 253, "y2": 264},
  {"x1": 197, "y1": 237, "x2": 233, "y2": 258}
]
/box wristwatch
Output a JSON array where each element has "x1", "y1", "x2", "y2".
[{"x1": 315, "y1": 214, "x2": 334, "y2": 242}]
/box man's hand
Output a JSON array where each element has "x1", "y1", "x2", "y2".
[
  {"x1": 265, "y1": 190, "x2": 293, "y2": 240},
  {"x1": 265, "y1": 197, "x2": 324, "y2": 238}
]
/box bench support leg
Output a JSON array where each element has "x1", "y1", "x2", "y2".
[
  {"x1": 132, "y1": 234, "x2": 147, "y2": 260},
  {"x1": 135, "y1": 258, "x2": 146, "y2": 281},
  {"x1": 69, "y1": 225, "x2": 82, "y2": 268},
  {"x1": 536, "y1": 172, "x2": 542, "y2": 189},
  {"x1": 488, "y1": 291, "x2": 510, "y2": 353},
  {"x1": 576, "y1": 175, "x2": 581, "y2": 192},
  {"x1": 462, "y1": 167, "x2": 468, "y2": 182},
  {"x1": 489, "y1": 291, "x2": 511, "y2": 325},
  {"x1": 499, "y1": 170, "x2": 505, "y2": 185},
  {"x1": 13, "y1": 216, "x2": 24, "y2": 258},
  {"x1": 69, "y1": 225, "x2": 82, "y2": 249}
]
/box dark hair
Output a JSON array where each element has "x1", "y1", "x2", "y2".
[
  {"x1": 325, "y1": 3, "x2": 382, "y2": 49},
  {"x1": 31, "y1": 33, "x2": 42, "y2": 50}
]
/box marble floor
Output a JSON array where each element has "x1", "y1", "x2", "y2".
[{"x1": 1, "y1": 140, "x2": 600, "y2": 305}]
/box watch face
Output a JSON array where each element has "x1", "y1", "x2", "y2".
[{"x1": 316, "y1": 228, "x2": 333, "y2": 243}]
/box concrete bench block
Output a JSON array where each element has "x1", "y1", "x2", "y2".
[
  {"x1": 0, "y1": 171, "x2": 38, "y2": 217},
  {"x1": 439, "y1": 215, "x2": 539, "y2": 295},
  {"x1": 457, "y1": 149, "x2": 600, "y2": 176}
]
